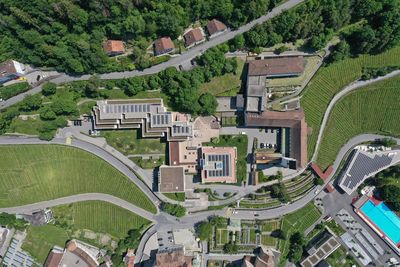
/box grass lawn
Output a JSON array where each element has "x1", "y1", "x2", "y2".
[
  {"x1": 7, "y1": 117, "x2": 42, "y2": 135},
  {"x1": 0, "y1": 145, "x2": 156, "y2": 213},
  {"x1": 22, "y1": 225, "x2": 69, "y2": 264},
  {"x1": 163, "y1": 192, "x2": 185, "y2": 202},
  {"x1": 278, "y1": 203, "x2": 321, "y2": 267},
  {"x1": 78, "y1": 100, "x2": 97, "y2": 115},
  {"x1": 261, "y1": 234, "x2": 278, "y2": 247},
  {"x1": 131, "y1": 156, "x2": 165, "y2": 169},
  {"x1": 0, "y1": 82, "x2": 30, "y2": 100},
  {"x1": 205, "y1": 135, "x2": 248, "y2": 184},
  {"x1": 52, "y1": 201, "x2": 151, "y2": 239},
  {"x1": 101, "y1": 130, "x2": 166, "y2": 156},
  {"x1": 326, "y1": 246, "x2": 360, "y2": 267},
  {"x1": 199, "y1": 58, "x2": 245, "y2": 96},
  {"x1": 301, "y1": 45, "x2": 400, "y2": 159},
  {"x1": 316, "y1": 75, "x2": 400, "y2": 169},
  {"x1": 261, "y1": 220, "x2": 280, "y2": 232},
  {"x1": 325, "y1": 220, "x2": 346, "y2": 236}
]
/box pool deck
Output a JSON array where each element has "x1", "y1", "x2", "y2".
[{"x1": 353, "y1": 196, "x2": 400, "y2": 255}]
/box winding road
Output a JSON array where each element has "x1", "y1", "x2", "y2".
[{"x1": 0, "y1": 0, "x2": 304, "y2": 111}]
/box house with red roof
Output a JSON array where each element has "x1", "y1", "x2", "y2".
[
  {"x1": 207, "y1": 19, "x2": 227, "y2": 38},
  {"x1": 183, "y1": 28, "x2": 205, "y2": 48},
  {"x1": 103, "y1": 40, "x2": 125, "y2": 56},
  {"x1": 154, "y1": 37, "x2": 175, "y2": 56}
]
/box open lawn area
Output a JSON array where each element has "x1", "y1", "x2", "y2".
[
  {"x1": 7, "y1": 117, "x2": 42, "y2": 135},
  {"x1": 316, "y1": 75, "x2": 400, "y2": 169},
  {"x1": 0, "y1": 145, "x2": 156, "y2": 213},
  {"x1": 53, "y1": 201, "x2": 151, "y2": 239},
  {"x1": 205, "y1": 135, "x2": 248, "y2": 184},
  {"x1": 163, "y1": 192, "x2": 185, "y2": 202},
  {"x1": 278, "y1": 203, "x2": 321, "y2": 267},
  {"x1": 199, "y1": 58, "x2": 245, "y2": 96},
  {"x1": 22, "y1": 225, "x2": 69, "y2": 264},
  {"x1": 101, "y1": 130, "x2": 166, "y2": 156},
  {"x1": 0, "y1": 82, "x2": 30, "y2": 100},
  {"x1": 301, "y1": 45, "x2": 400, "y2": 159},
  {"x1": 326, "y1": 246, "x2": 359, "y2": 267}
]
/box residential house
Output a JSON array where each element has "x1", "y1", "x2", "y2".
[
  {"x1": 103, "y1": 40, "x2": 125, "y2": 56},
  {"x1": 0, "y1": 60, "x2": 26, "y2": 84},
  {"x1": 207, "y1": 19, "x2": 227, "y2": 38},
  {"x1": 154, "y1": 37, "x2": 175, "y2": 56},
  {"x1": 183, "y1": 28, "x2": 205, "y2": 48}
]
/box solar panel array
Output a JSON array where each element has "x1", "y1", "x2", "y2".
[
  {"x1": 340, "y1": 151, "x2": 394, "y2": 192},
  {"x1": 171, "y1": 125, "x2": 192, "y2": 136},
  {"x1": 206, "y1": 154, "x2": 231, "y2": 177},
  {"x1": 151, "y1": 113, "x2": 171, "y2": 127},
  {"x1": 3, "y1": 238, "x2": 35, "y2": 267},
  {"x1": 104, "y1": 103, "x2": 151, "y2": 114}
]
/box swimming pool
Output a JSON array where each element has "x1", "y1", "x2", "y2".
[{"x1": 361, "y1": 200, "x2": 400, "y2": 245}]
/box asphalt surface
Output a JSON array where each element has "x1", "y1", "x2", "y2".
[{"x1": 0, "y1": 0, "x2": 304, "y2": 111}]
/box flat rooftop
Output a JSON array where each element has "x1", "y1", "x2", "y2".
[
  {"x1": 200, "y1": 146, "x2": 237, "y2": 183},
  {"x1": 159, "y1": 165, "x2": 185, "y2": 192}
]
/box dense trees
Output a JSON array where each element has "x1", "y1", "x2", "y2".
[
  {"x1": 288, "y1": 232, "x2": 305, "y2": 263},
  {"x1": 0, "y1": 0, "x2": 276, "y2": 74},
  {"x1": 160, "y1": 202, "x2": 186, "y2": 217},
  {"x1": 196, "y1": 221, "x2": 213, "y2": 240},
  {"x1": 0, "y1": 213, "x2": 28, "y2": 230},
  {"x1": 41, "y1": 82, "x2": 57, "y2": 96},
  {"x1": 369, "y1": 166, "x2": 400, "y2": 211}
]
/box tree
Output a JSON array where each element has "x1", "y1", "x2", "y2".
[
  {"x1": 42, "y1": 82, "x2": 57, "y2": 96},
  {"x1": 40, "y1": 106, "x2": 57, "y2": 120},
  {"x1": 84, "y1": 75, "x2": 100, "y2": 98},
  {"x1": 50, "y1": 99, "x2": 78, "y2": 116},
  {"x1": 288, "y1": 232, "x2": 305, "y2": 263},
  {"x1": 329, "y1": 40, "x2": 351, "y2": 63},
  {"x1": 197, "y1": 221, "x2": 213, "y2": 240},
  {"x1": 160, "y1": 202, "x2": 186, "y2": 217},
  {"x1": 223, "y1": 242, "x2": 238, "y2": 254},
  {"x1": 0, "y1": 213, "x2": 27, "y2": 230},
  {"x1": 198, "y1": 93, "x2": 217, "y2": 115},
  {"x1": 314, "y1": 177, "x2": 324, "y2": 186},
  {"x1": 20, "y1": 94, "x2": 42, "y2": 111}
]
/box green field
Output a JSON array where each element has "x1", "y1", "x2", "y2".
[
  {"x1": 53, "y1": 201, "x2": 151, "y2": 238},
  {"x1": 278, "y1": 203, "x2": 321, "y2": 267},
  {"x1": 205, "y1": 135, "x2": 248, "y2": 183},
  {"x1": 22, "y1": 225, "x2": 69, "y2": 264},
  {"x1": 101, "y1": 129, "x2": 166, "y2": 156},
  {"x1": 301, "y1": 46, "x2": 400, "y2": 159},
  {"x1": 0, "y1": 82, "x2": 30, "y2": 100},
  {"x1": 0, "y1": 145, "x2": 156, "y2": 213},
  {"x1": 316, "y1": 76, "x2": 400, "y2": 169},
  {"x1": 7, "y1": 117, "x2": 42, "y2": 135},
  {"x1": 199, "y1": 58, "x2": 245, "y2": 96},
  {"x1": 163, "y1": 192, "x2": 185, "y2": 202}
]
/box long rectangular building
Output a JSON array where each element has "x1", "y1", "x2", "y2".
[
  {"x1": 245, "y1": 109, "x2": 308, "y2": 169},
  {"x1": 92, "y1": 99, "x2": 193, "y2": 141}
]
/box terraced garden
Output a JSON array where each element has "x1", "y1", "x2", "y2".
[
  {"x1": 301, "y1": 46, "x2": 400, "y2": 159},
  {"x1": 316, "y1": 75, "x2": 400, "y2": 169},
  {"x1": 0, "y1": 145, "x2": 156, "y2": 213},
  {"x1": 278, "y1": 203, "x2": 321, "y2": 267}
]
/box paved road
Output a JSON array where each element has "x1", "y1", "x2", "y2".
[
  {"x1": 0, "y1": 193, "x2": 156, "y2": 222},
  {"x1": 0, "y1": 0, "x2": 304, "y2": 111}
]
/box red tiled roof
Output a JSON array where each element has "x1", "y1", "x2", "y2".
[
  {"x1": 154, "y1": 37, "x2": 175, "y2": 55},
  {"x1": 311, "y1": 163, "x2": 333, "y2": 180},
  {"x1": 103, "y1": 40, "x2": 125, "y2": 54},
  {"x1": 207, "y1": 19, "x2": 227, "y2": 35},
  {"x1": 245, "y1": 109, "x2": 308, "y2": 168},
  {"x1": 248, "y1": 57, "x2": 304, "y2": 77},
  {"x1": 44, "y1": 251, "x2": 63, "y2": 267},
  {"x1": 184, "y1": 28, "x2": 204, "y2": 46}
]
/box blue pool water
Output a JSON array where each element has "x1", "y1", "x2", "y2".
[{"x1": 361, "y1": 200, "x2": 400, "y2": 244}]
